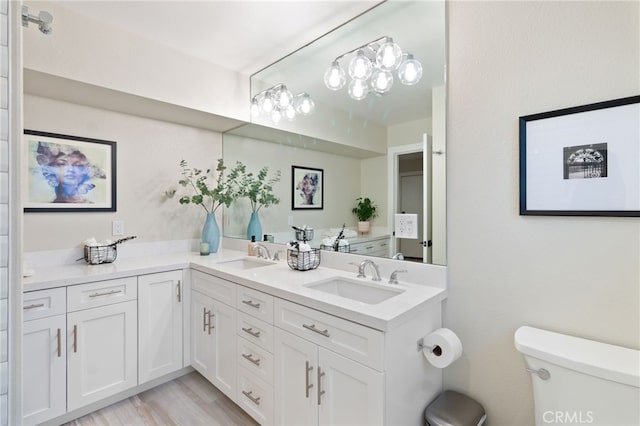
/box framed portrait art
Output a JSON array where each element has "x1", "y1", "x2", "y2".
[
  {"x1": 519, "y1": 95, "x2": 640, "y2": 217},
  {"x1": 292, "y1": 165, "x2": 323, "y2": 210},
  {"x1": 24, "y1": 130, "x2": 117, "y2": 212}
]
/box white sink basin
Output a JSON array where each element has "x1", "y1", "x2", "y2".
[
  {"x1": 216, "y1": 257, "x2": 277, "y2": 270},
  {"x1": 304, "y1": 277, "x2": 405, "y2": 305}
]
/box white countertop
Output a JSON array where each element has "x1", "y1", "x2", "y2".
[{"x1": 23, "y1": 249, "x2": 446, "y2": 332}]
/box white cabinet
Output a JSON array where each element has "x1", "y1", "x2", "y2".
[
  {"x1": 138, "y1": 270, "x2": 183, "y2": 384},
  {"x1": 22, "y1": 288, "x2": 67, "y2": 425},
  {"x1": 274, "y1": 328, "x2": 383, "y2": 426},
  {"x1": 67, "y1": 278, "x2": 138, "y2": 411},
  {"x1": 191, "y1": 289, "x2": 236, "y2": 399}
]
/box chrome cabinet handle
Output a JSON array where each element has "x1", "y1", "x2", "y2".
[
  {"x1": 303, "y1": 323, "x2": 330, "y2": 338},
  {"x1": 317, "y1": 367, "x2": 325, "y2": 405},
  {"x1": 242, "y1": 390, "x2": 261, "y2": 406},
  {"x1": 202, "y1": 307, "x2": 208, "y2": 332},
  {"x1": 242, "y1": 353, "x2": 261, "y2": 366},
  {"x1": 176, "y1": 280, "x2": 181, "y2": 303},
  {"x1": 73, "y1": 325, "x2": 78, "y2": 353},
  {"x1": 241, "y1": 327, "x2": 261, "y2": 338},
  {"x1": 89, "y1": 289, "x2": 122, "y2": 298},
  {"x1": 23, "y1": 303, "x2": 45, "y2": 310},
  {"x1": 305, "y1": 361, "x2": 314, "y2": 398},
  {"x1": 207, "y1": 311, "x2": 215, "y2": 335},
  {"x1": 366, "y1": 245, "x2": 374, "y2": 250},
  {"x1": 56, "y1": 328, "x2": 61, "y2": 358},
  {"x1": 241, "y1": 300, "x2": 261, "y2": 309}
]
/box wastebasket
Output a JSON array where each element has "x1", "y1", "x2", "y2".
[{"x1": 425, "y1": 390, "x2": 487, "y2": 426}]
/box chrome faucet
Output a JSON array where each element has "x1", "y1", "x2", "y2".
[
  {"x1": 388, "y1": 269, "x2": 408, "y2": 285},
  {"x1": 356, "y1": 259, "x2": 382, "y2": 282},
  {"x1": 391, "y1": 252, "x2": 405, "y2": 260},
  {"x1": 252, "y1": 243, "x2": 271, "y2": 260}
]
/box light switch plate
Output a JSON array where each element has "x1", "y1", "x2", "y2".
[
  {"x1": 112, "y1": 220, "x2": 124, "y2": 236},
  {"x1": 394, "y1": 213, "x2": 418, "y2": 239}
]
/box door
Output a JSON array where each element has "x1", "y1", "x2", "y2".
[
  {"x1": 398, "y1": 172, "x2": 424, "y2": 259},
  {"x1": 318, "y1": 347, "x2": 384, "y2": 426},
  {"x1": 210, "y1": 298, "x2": 236, "y2": 399},
  {"x1": 67, "y1": 300, "x2": 138, "y2": 411},
  {"x1": 138, "y1": 271, "x2": 183, "y2": 384},
  {"x1": 274, "y1": 328, "x2": 318, "y2": 426},
  {"x1": 22, "y1": 315, "x2": 66, "y2": 425},
  {"x1": 191, "y1": 290, "x2": 215, "y2": 380}
]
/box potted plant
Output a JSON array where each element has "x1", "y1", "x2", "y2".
[
  {"x1": 352, "y1": 197, "x2": 378, "y2": 234},
  {"x1": 174, "y1": 158, "x2": 243, "y2": 253},
  {"x1": 235, "y1": 164, "x2": 282, "y2": 240}
]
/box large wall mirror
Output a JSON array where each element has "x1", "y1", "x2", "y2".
[{"x1": 223, "y1": 0, "x2": 447, "y2": 265}]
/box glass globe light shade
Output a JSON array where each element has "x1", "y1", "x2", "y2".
[
  {"x1": 375, "y1": 37, "x2": 402, "y2": 71},
  {"x1": 370, "y1": 69, "x2": 394, "y2": 94},
  {"x1": 398, "y1": 54, "x2": 423, "y2": 85},
  {"x1": 275, "y1": 85, "x2": 294, "y2": 108},
  {"x1": 271, "y1": 107, "x2": 282, "y2": 124},
  {"x1": 294, "y1": 93, "x2": 315, "y2": 116},
  {"x1": 259, "y1": 92, "x2": 275, "y2": 113},
  {"x1": 348, "y1": 50, "x2": 373, "y2": 80},
  {"x1": 250, "y1": 98, "x2": 260, "y2": 117},
  {"x1": 348, "y1": 78, "x2": 368, "y2": 101},
  {"x1": 324, "y1": 61, "x2": 346, "y2": 90},
  {"x1": 284, "y1": 104, "x2": 296, "y2": 121}
]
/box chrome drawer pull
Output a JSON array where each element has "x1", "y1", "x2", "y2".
[
  {"x1": 73, "y1": 324, "x2": 78, "y2": 353},
  {"x1": 176, "y1": 281, "x2": 181, "y2": 303},
  {"x1": 241, "y1": 300, "x2": 261, "y2": 309},
  {"x1": 56, "y1": 328, "x2": 61, "y2": 358},
  {"x1": 305, "y1": 361, "x2": 314, "y2": 398},
  {"x1": 23, "y1": 303, "x2": 45, "y2": 310},
  {"x1": 242, "y1": 353, "x2": 261, "y2": 366},
  {"x1": 203, "y1": 307, "x2": 208, "y2": 332},
  {"x1": 317, "y1": 367, "x2": 325, "y2": 405},
  {"x1": 366, "y1": 245, "x2": 374, "y2": 250},
  {"x1": 89, "y1": 289, "x2": 122, "y2": 298},
  {"x1": 208, "y1": 311, "x2": 215, "y2": 335},
  {"x1": 303, "y1": 323, "x2": 330, "y2": 338},
  {"x1": 242, "y1": 327, "x2": 261, "y2": 338},
  {"x1": 242, "y1": 390, "x2": 261, "y2": 406}
]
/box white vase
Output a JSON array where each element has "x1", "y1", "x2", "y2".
[{"x1": 358, "y1": 221, "x2": 371, "y2": 234}]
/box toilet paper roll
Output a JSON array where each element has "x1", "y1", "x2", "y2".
[{"x1": 422, "y1": 328, "x2": 463, "y2": 368}]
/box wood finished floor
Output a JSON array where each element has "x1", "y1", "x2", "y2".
[{"x1": 63, "y1": 371, "x2": 259, "y2": 426}]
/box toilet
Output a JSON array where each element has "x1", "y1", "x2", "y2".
[{"x1": 514, "y1": 326, "x2": 640, "y2": 426}]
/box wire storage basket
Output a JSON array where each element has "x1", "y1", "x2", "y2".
[
  {"x1": 320, "y1": 243, "x2": 350, "y2": 253},
  {"x1": 83, "y1": 244, "x2": 118, "y2": 265},
  {"x1": 294, "y1": 228, "x2": 314, "y2": 242},
  {"x1": 287, "y1": 248, "x2": 321, "y2": 271}
]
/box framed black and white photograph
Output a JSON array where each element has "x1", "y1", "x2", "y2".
[
  {"x1": 519, "y1": 95, "x2": 640, "y2": 216},
  {"x1": 24, "y1": 130, "x2": 117, "y2": 212},
  {"x1": 292, "y1": 165, "x2": 323, "y2": 210}
]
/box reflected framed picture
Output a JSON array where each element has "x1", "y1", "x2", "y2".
[
  {"x1": 292, "y1": 165, "x2": 323, "y2": 210},
  {"x1": 24, "y1": 130, "x2": 117, "y2": 212},
  {"x1": 519, "y1": 95, "x2": 640, "y2": 216}
]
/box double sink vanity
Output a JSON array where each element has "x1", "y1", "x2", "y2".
[{"x1": 21, "y1": 241, "x2": 446, "y2": 425}]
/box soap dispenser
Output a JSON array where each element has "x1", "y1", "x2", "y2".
[{"x1": 248, "y1": 235, "x2": 256, "y2": 256}]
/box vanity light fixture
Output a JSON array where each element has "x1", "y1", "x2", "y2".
[
  {"x1": 250, "y1": 83, "x2": 315, "y2": 123},
  {"x1": 323, "y1": 36, "x2": 423, "y2": 100}
]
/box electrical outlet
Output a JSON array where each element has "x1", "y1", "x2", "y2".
[
  {"x1": 394, "y1": 213, "x2": 418, "y2": 239},
  {"x1": 287, "y1": 215, "x2": 294, "y2": 226},
  {"x1": 112, "y1": 220, "x2": 125, "y2": 236}
]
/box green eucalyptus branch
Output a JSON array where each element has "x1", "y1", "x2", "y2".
[{"x1": 175, "y1": 159, "x2": 243, "y2": 214}]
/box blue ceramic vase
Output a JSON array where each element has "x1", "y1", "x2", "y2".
[
  {"x1": 246, "y1": 211, "x2": 262, "y2": 241},
  {"x1": 202, "y1": 213, "x2": 220, "y2": 253}
]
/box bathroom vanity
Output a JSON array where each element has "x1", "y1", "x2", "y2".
[{"x1": 22, "y1": 245, "x2": 446, "y2": 425}]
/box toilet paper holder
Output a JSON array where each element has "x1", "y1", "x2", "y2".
[{"x1": 417, "y1": 338, "x2": 442, "y2": 355}]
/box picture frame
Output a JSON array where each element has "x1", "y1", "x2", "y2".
[
  {"x1": 292, "y1": 165, "x2": 323, "y2": 210},
  {"x1": 24, "y1": 130, "x2": 117, "y2": 212},
  {"x1": 519, "y1": 95, "x2": 639, "y2": 217}
]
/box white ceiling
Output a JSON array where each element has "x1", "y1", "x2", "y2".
[{"x1": 59, "y1": 1, "x2": 380, "y2": 75}]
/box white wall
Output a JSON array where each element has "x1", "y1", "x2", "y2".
[
  {"x1": 446, "y1": 2, "x2": 639, "y2": 425},
  {"x1": 23, "y1": 95, "x2": 223, "y2": 251}
]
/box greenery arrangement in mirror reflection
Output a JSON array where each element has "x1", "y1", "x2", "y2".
[
  {"x1": 352, "y1": 197, "x2": 378, "y2": 221},
  {"x1": 235, "y1": 164, "x2": 282, "y2": 213},
  {"x1": 172, "y1": 158, "x2": 244, "y2": 214}
]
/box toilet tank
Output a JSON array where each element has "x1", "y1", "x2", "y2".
[{"x1": 514, "y1": 326, "x2": 639, "y2": 426}]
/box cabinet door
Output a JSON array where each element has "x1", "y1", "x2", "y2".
[
  {"x1": 67, "y1": 300, "x2": 138, "y2": 411},
  {"x1": 318, "y1": 347, "x2": 384, "y2": 426},
  {"x1": 22, "y1": 315, "x2": 66, "y2": 425},
  {"x1": 138, "y1": 271, "x2": 183, "y2": 384},
  {"x1": 274, "y1": 328, "x2": 318, "y2": 426},
  {"x1": 191, "y1": 290, "x2": 215, "y2": 381},
  {"x1": 209, "y1": 299, "x2": 236, "y2": 399}
]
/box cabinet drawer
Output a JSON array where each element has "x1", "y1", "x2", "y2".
[
  {"x1": 23, "y1": 287, "x2": 66, "y2": 321},
  {"x1": 237, "y1": 312, "x2": 274, "y2": 353},
  {"x1": 350, "y1": 238, "x2": 389, "y2": 255},
  {"x1": 237, "y1": 336, "x2": 274, "y2": 385},
  {"x1": 67, "y1": 277, "x2": 137, "y2": 312},
  {"x1": 274, "y1": 299, "x2": 384, "y2": 371},
  {"x1": 237, "y1": 366, "x2": 274, "y2": 426},
  {"x1": 191, "y1": 270, "x2": 236, "y2": 307},
  {"x1": 237, "y1": 286, "x2": 274, "y2": 324}
]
